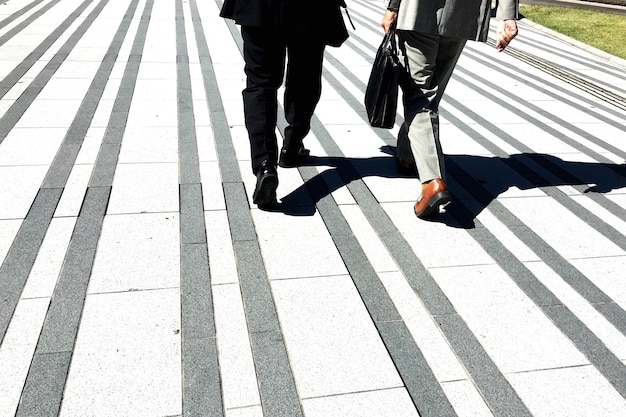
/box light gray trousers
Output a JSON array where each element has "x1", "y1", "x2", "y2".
[{"x1": 396, "y1": 31, "x2": 466, "y2": 183}]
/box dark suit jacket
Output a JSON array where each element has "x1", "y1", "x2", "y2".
[{"x1": 220, "y1": 0, "x2": 349, "y2": 47}]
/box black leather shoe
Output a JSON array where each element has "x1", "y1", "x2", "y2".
[
  {"x1": 278, "y1": 145, "x2": 310, "y2": 168},
  {"x1": 396, "y1": 157, "x2": 417, "y2": 177},
  {"x1": 253, "y1": 161, "x2": 278, "y2": 206}
]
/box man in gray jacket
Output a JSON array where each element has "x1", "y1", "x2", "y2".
[{"x1": 381, "y1": 0, "x2": 518, "y2": 218}]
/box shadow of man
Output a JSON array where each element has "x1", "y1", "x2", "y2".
[{"x1": 272, "y1": 146, "x2": 626, "y2": 229}]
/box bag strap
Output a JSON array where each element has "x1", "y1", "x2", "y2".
[
  {"x1": 340, "y1": 1, "x2": 356, "y2": 30},
  {"x1": 382, "y1": 30, "x2": 398, "y2": 56}
]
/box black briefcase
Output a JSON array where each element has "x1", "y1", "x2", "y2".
[{"x1": 364, "y1": 31, "x2": 402, "y2": 129}]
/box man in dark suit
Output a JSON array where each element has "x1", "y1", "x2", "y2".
[{"x1": 220, "y1": 0, "x2": 349, "y2": 207}]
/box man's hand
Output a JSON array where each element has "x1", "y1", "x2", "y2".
[
  {"x1": 381, "y1": 9, "x2": 398, "y2": 34},
  {"x1": 496, "y1": 19, "x2": 518, "y2": 51}
]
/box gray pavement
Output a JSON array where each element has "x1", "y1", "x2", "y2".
[{"x1": 1, "y1": 0, "x2": 626, "y2": 416}]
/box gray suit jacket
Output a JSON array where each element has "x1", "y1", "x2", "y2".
[{"x1": 386, "y1": 0, "x2": 518, "y2": 41}]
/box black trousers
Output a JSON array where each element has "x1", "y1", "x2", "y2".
[{"x1": 241, "y1": 26, "x2": 326, "y2": 173}]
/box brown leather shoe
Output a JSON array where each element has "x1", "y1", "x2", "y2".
[{"x1": 414, "y1": 178, "x2": 451, "y2": 218}]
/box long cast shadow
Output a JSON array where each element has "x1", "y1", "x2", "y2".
[{"x1": 271, "y1": 146, "x2": 626, "y2": 229}]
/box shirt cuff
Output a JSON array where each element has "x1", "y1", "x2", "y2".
[{"x1": 385, "y1": 0, "x2": 401, "y2": 10}]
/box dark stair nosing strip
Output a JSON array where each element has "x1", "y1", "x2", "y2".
[
  {"x1": 445, "y1": 158, "x2": 626, "y2": 399},
  {"x1": 0, "y1": 0, "x2": 98, "y2": 104},
  {"x1": 0, "y1": 188, "x2": 62, "y2": 345},
  {"x1": 490, "y1": 39, "x2": 626, "y2": 112},
  {"x1": 0, "y1": 0, "x2": 47, "y2": 31},
  {"x1": 311, "y1": 56, "x2": 533, "y2": 414},
  {"x1": 458, "y1": 50, "x2": 626, "y2": 159},
  {"x1": 441, "y1": 95, "x2": 626, "y2": 336},
  {"x1": 14, "y1": 1, "x2": 148, "y2": 416},
  {"x1": 445, "y1": 90, "x2": 626, "y2": 223},
  {"x1": 0, "y1": 0, "x2": 63, "y2": 47},
  {"x1": 208, "y1": 3, "x2": 533, "y2": 414},
  {"x1": 0, "y1": 0, "x2": 122, "y2": 345},
  {"x1": 326, "y1": 23, "x2": 626, "y2": 402},
  {"x1": 175, "y1": 0, "x2": 224, "y2": 415},
  {"x1": 195, "y1": 1, "x2": 303, "y2": 415},
  {"x1": 306, "y1": 114, "x2": 532, "y2": 417}
]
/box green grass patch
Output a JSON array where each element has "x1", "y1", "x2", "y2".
[{"x1": 519, "y1": 5, "x2": 626, "y2": 59}]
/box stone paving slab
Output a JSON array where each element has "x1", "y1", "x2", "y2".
[{"x1": 1, "y1": 0, "x2": 626, "y2": 416}]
